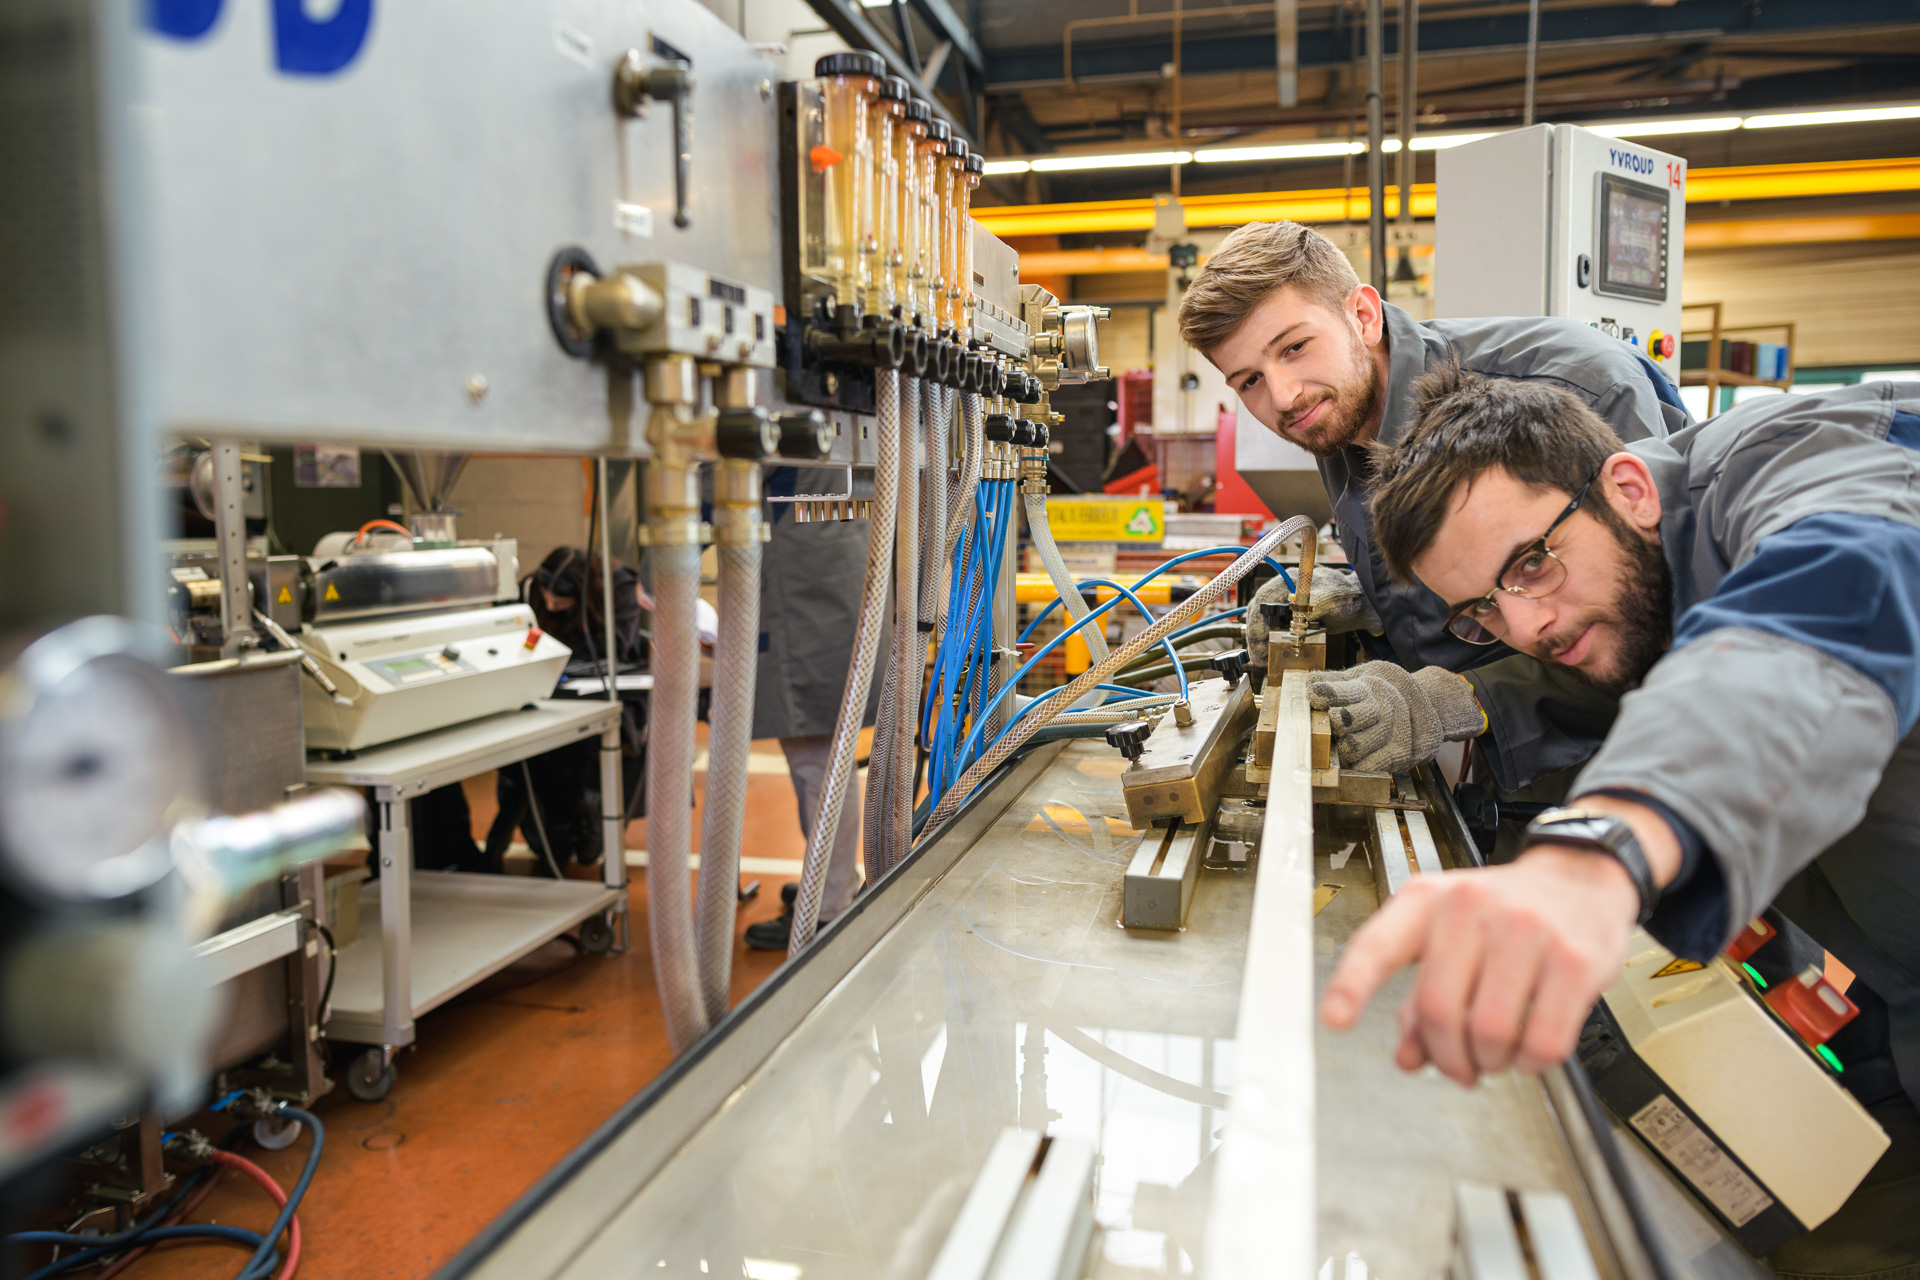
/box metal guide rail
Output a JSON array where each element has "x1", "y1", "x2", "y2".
[{"x1": 440, "y1": 671, "x2": 1756, "y2": 1280}]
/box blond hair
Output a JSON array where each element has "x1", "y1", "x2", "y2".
[{"x1": 1176, "y1": 221, "x2": 1361, "y2": 356}]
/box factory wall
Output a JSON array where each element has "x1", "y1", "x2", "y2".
[{"x1": 1684, "y1": 240, "x2": 1920, "y2": 368}]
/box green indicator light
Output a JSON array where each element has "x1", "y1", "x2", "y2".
[
  {"x1": 1817, "y1": 1044, "x2": 1845, "y2": 1073},
  {"x1": 1742, "y1": 962, "x2": 1769, "y2": 989}
]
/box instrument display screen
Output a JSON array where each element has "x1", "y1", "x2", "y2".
[{"x1": 1596, "y1": 173, "x2": 1669, "y2": 303}]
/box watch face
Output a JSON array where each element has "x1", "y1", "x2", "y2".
[{"x1": 0, "y1": 621, "x2": 199, "y2": 901}]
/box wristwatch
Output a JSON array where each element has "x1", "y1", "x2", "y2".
[{"x1": 1523, "y1": 807, "x2": 1657, "y2": 924}]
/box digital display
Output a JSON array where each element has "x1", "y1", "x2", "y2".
[
  {"x1": 1597, "y1": 174, "x2": 1668, "y2": 302},
  {"x1": 384, "y1": 658, "x2": 431, "y2": 674}
]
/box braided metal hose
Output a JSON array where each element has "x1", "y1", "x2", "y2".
[
  {"x1": 884, "y1": 377, "x2": 925, "y2": 873},
  {"x1": 919, "y1": 517, "x2": 1314, "y2": 838},
  {"x1": 790, "y1": 369, "x2": 901, "y2": 955},
  {"x1": 921, "y1": 384, "x2": 949, "y2": 629},
  {"x1": 644, "y1": 538, "x2": 710, "y2": 1049},
  {"x1": 692, "y1": 513, "x2": 760, "y2": 1026}
]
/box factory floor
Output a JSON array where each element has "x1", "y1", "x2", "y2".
[{"x1": 137, "y1": 731, "x2": 831, "y2": 1280}]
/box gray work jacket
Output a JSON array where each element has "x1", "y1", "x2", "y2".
[
  {"x1": 1318, "y1": 304, "x2": 1690, "y2": 789},
  {"x1": 1573, "y1": 382, "x2": 1920, "y2": 1107}
]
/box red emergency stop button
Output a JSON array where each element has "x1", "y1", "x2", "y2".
[
  {"x1": 1764, "y1": 964, "x2": 1859, "y2": 1048},
  {"x1": 524, "y1": 626, "x2": 544, "y2": 651}
]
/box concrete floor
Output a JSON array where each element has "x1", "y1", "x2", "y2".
[{"x1": 136, "y1": 733, "x2": 825, "y2": 1280}]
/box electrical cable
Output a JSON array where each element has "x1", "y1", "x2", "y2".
[
  {"x1": 208, "y1": 1150, "x2": 302, "y2": 1280},
  {"x1": 314, "y1": 922, "x2": 337, "y2": 1023}
]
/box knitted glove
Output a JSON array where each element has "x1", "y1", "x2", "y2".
[
  {"x1": 1245, "y1": 567, "x2": 1383, "y2": 659},
  {"x1": 1307, "y1": 662, "x2": 1483, "y2": 774}
]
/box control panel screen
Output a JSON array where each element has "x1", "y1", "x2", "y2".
[{"x1": 1597, "y1": 173, "x2": 1669, "y2": 303}]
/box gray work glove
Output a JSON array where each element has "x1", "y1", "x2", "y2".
[
  {"x1": 1244, "y1": 567, "x2": 1383, "y2": 661},
  {"x1": 1307, "y1": 661, "x2": 1483, "y2": 774}
]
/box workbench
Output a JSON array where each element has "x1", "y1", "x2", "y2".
[{"x1": 308, "y1": 699, "x2": 626, "y2": 1101}]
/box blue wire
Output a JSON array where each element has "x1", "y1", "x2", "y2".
[
  {"x1": 19, "y1": 1228, "x2": 277, "y2": 1280},
  {"x1": 1017, "y1": 547, "x2": 1293, "y2": 643},
  {"x1": 932, "y1": 482, "x2": 1001, "y2": 796},
  {"x1": 1067, "y1": 577, "x2": 1188, "y2": 702}
]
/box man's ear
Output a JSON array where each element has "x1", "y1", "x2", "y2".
[
  {"x1": 1601, "y1": 451, "x2": 1662, "y2": 532},
  {"x1": 1347, "y1": 284, "x2": 1386, "y2": 348}
]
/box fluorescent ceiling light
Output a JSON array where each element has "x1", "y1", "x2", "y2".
[
  {"x1": 1589, "y1": 116, "x2": 1741, "y2": 138},
  {"x1": 1030, "y1": 150, "x2": 1193, "y2": 172},
  {"x1": 1193, "y1": 140, "x2": 1362, "y2": 163},
  {"x1": 1410, "y1": 132, "x2": 1498, "y2": 150},
  {"x1": 1743, "y1": 103, "x2": 1920, "y2": 129},
  {"x1": 983, "y1": 159, "x2": 1032, "y2": 175}
]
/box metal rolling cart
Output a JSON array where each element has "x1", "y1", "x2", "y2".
[{"x1": 307, "y1": 699, "x2": 627, "y2": 1101}]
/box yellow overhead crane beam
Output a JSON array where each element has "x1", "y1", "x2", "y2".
[{"x1": 975, "y1": 157, "x2": 1920, "y2": 241}]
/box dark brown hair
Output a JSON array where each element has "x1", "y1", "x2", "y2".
[
  {"x1": 1369, "y1": 360, "x2": 1625, "y2": 582},
  {"x1": 1176, "y1": 220, "x2": 1360, "y2": 356}
]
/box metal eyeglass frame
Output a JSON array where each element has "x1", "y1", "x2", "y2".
[{"x1": 1445, "y1": 467, "x2": 1603, "y2": 645}]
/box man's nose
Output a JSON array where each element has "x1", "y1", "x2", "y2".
[{"x1": 1498, "y1": 594, "x2": 1557, "y2": 648}]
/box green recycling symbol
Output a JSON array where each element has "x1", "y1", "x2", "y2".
[{"x1": 1125, "y1": 506, "x2": 1160, "y2": 537}]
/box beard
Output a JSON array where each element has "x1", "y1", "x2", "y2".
[
  {"x1": 1558, "y1": 518, "x2": 1674, "y2": 697},
  {"x1": 1272, "y1": 329, "x2": 1383, "y2": 459}
]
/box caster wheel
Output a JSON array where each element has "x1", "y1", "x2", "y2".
[
  {"x1": 347, "y1": 1049, "x2": 396, "y2": 1102},
  {"x1": 251, "y1": 1114, "x2": 302, "y2": 1150},
  {"x1": 579, "y1": 912, "x2": 615, "y2": 955}
]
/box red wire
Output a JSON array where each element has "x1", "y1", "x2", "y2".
[
  {"x1": 353, "y1": 518, "x2": 414, "y2": 546},
  {"x1": 207, "y1": 1150, "x2": 303, "y2": 1280}
]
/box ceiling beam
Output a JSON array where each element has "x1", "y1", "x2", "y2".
[
  {"x1": 910, "y1": 0, "x2": 983, "y2": 73},
  {"x1": 981, "y1": 0, "x2": 1920, "y2": 89},
  {"x1": 801, "y1": 0, "x2": 977, "y2": 146}
]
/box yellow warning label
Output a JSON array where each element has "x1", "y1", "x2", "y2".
[
  {"x1": 1044, "y1": 497, "x2": 1166, "y2": 544},
  {"x1": 277, "y1": 585, "x2": 293, "y2": 605},
  {"x1": 1313, "y1": 883, "x2": 1344, "y2": 916},
  {"x1": 324, "y1": 582, "x2": 340, "y2": 602},
  {"x1": 1654, "y1": 957, "x2": 1705, "y2": 979}
]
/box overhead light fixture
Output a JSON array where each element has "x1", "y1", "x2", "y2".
[
  {"x1": 1589, "y1": 116, "x2": 1741, "y2": 138},
  {"x1": 1193, "y1": 140, "x2": 1363, "y2": 164},
  {"x1": 1029, "y1": 150, "x2": 1193, "y2": 172},
  {"x1": 1743, "y1": 103, "x2": 1920, "y2": 129},
  {"x1": 1408, "y1": 132, "x2": 1498, "y2": 150},
  {"x1": 983, "y1": 159, "x2": 1033, "y2": 176}
]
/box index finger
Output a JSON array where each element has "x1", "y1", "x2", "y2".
[{"x1": 1321, "y1": 886, "x2": 1440, "y2": 1029}]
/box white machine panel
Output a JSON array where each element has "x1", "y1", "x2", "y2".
[
  {"x1": 1437, "y1": 124, "x2": 1686, "y2": 376},
  {"x1": 301, "y1": 604, "x2": 571, "y2": 751}
]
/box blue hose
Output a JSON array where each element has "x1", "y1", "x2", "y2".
[{"x1": 1017, "y1": 546, "x2": 1293, "y2": 643}]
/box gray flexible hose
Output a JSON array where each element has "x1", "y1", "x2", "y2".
[
  {"x1": 931, "y1": 393, "x2": 985, "y2": 649},
  {"x1": 645, "y1": 538, "x2": 710, "y2": 1049},
  {"x1": 920, "y1": 516, "x2": 1315, "y2": 837},
  {"x1": 1026, "y1": 491, "x2": 1111, "y2": 664},
  {"x1": 921, "y1": 384, "x2": 948, "y2": 629},
  {"x1": 791, "y1": 369, "x2": 901, "y2": 954},
  {"x1": 692, "y1": 533, "x2": 759, "y2": 1026},
  {"x1": 885, "y1": 377, "x2": 924, "y2": 873}
]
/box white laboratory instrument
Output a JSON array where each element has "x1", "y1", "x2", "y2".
[{"x1": 1436, "y1": 124, "x2": 1687, "y2": 372}]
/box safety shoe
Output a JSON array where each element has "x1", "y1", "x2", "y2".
[{"x1": 744, "y1": 910, "x2": 792, "y2": 951}]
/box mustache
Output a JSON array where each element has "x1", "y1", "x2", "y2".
[{"x1": 1281, "y1": 390, "x2": 1333, "y2": 431}]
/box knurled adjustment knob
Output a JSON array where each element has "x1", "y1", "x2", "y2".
[
  {"x1": 716, "y1": 405, "x2": 780, "y2": 459},
  {"x1": 1105, "y1": 718, "x2": 1152, "y2": 762},
  {"x1": 1031, "y1": 422, "x2": 1051, "y2": 448},
  {"x1": 984, "y1": 414, "x2": 1015, "y2": 443},
  {"x1": 1259, "y1": 600, "x2": 1291, "y2": 631},
  {"x1": 1210, "y1": 647, "x2": 1251, "y2": 685},
  {"x1": 1011, "y1": 420, "x2": 1036, "y2": 447},
  {"x1": 777, "y1": 410, "x2": 833, "y2": 460}
]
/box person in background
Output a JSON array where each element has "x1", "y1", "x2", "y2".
[
  {"x1": 743, "y1": 469, "x2": 888, "y2": 950},
  {"x1": 1176, "y1": 220, "x2": 1688, "y2": 797}
]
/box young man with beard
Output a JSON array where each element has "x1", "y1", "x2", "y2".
[
  {"x1": 1178, "y1": 220, "x2": 1690, "y2": 792},
  {"x1": 1324, "y1": 369, "x2": 1920, "y2": 1272}
]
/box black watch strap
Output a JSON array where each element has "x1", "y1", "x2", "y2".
[{"x1": 1523, "y1": 807, "x2": 1657, "y2": 924}]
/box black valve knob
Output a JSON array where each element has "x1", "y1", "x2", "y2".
[
  {"x1": 1210, "y1": 648, "x2": 1251, "y2": 685},
  {"x1": 1031, "y1": 422, "x2": 1051, "y2": 448},
  {"x1": 777, "y1": 410, "x2": 833, "y2": 460},
  {"x1": 984, "y1": 414, "x2": 1015, "y2": 443},
  {"x1": 1011, "y1": 420, "x2": 1036, "y2": 447},
  {"x1": 1259, "y1": 600, "x2": 1291, "y2": 631},
  {"x1": 1105, "y1": 718, "x2": 1152, "y2": 762},
  {"x1": 716, "y1": 406, "x2": 780, "y2": 460}
]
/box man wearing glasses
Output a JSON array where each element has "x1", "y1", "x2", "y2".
[
  {"x1": 1326, "y1": 367, "x2": 1920, "y2": 1269},
  {"x1": 1178, "y1": 220, "x2": 1689, "y2": 793}
]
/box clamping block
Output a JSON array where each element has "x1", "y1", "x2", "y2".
[{"x1": 1120, "y1": 676, "x2": 1255, "y2": 829}]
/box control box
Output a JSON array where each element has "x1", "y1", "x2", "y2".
[{"x1": 1435, "y1": 125, "x2": 1686, "y2": 375}]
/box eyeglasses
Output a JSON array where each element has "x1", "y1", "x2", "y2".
[{"x1": 1444, "y1": 469, "x2": 1601, "y2": 645}]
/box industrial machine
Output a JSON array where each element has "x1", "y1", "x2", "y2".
[
  {"x1": 0, "y1": 1, "x2": 1870, "y2": 1276},
  {"x1": 1435, "y1": 124, "x2": 1687, "y2": 369}
]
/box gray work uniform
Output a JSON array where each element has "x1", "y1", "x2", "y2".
[
  {"x1": 1569, "y1": 383, "x2": 1920, "y2": 1269},
  {"x1": 1318, "y1": 304, "x2": 1690, "y2": 790},
  {"x1": 753, "y1": 480, "x2": 888, "y2": 921}
]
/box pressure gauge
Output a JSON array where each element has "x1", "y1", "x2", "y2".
[{"x1": 0, "y1": 618, "x2": 200, "y2": 902}]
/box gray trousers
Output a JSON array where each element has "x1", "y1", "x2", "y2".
[{"x1": 779, "y1": 734, "x2": 862, "y2": 922}]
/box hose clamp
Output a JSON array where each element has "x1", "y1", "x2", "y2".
[{"x1": 643, "y1": 518, "x2": 710, "y2": 547}]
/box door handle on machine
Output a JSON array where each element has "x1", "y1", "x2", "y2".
[{"x1": 614, "y1": 50, "x2": 694, "y2": 229}]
